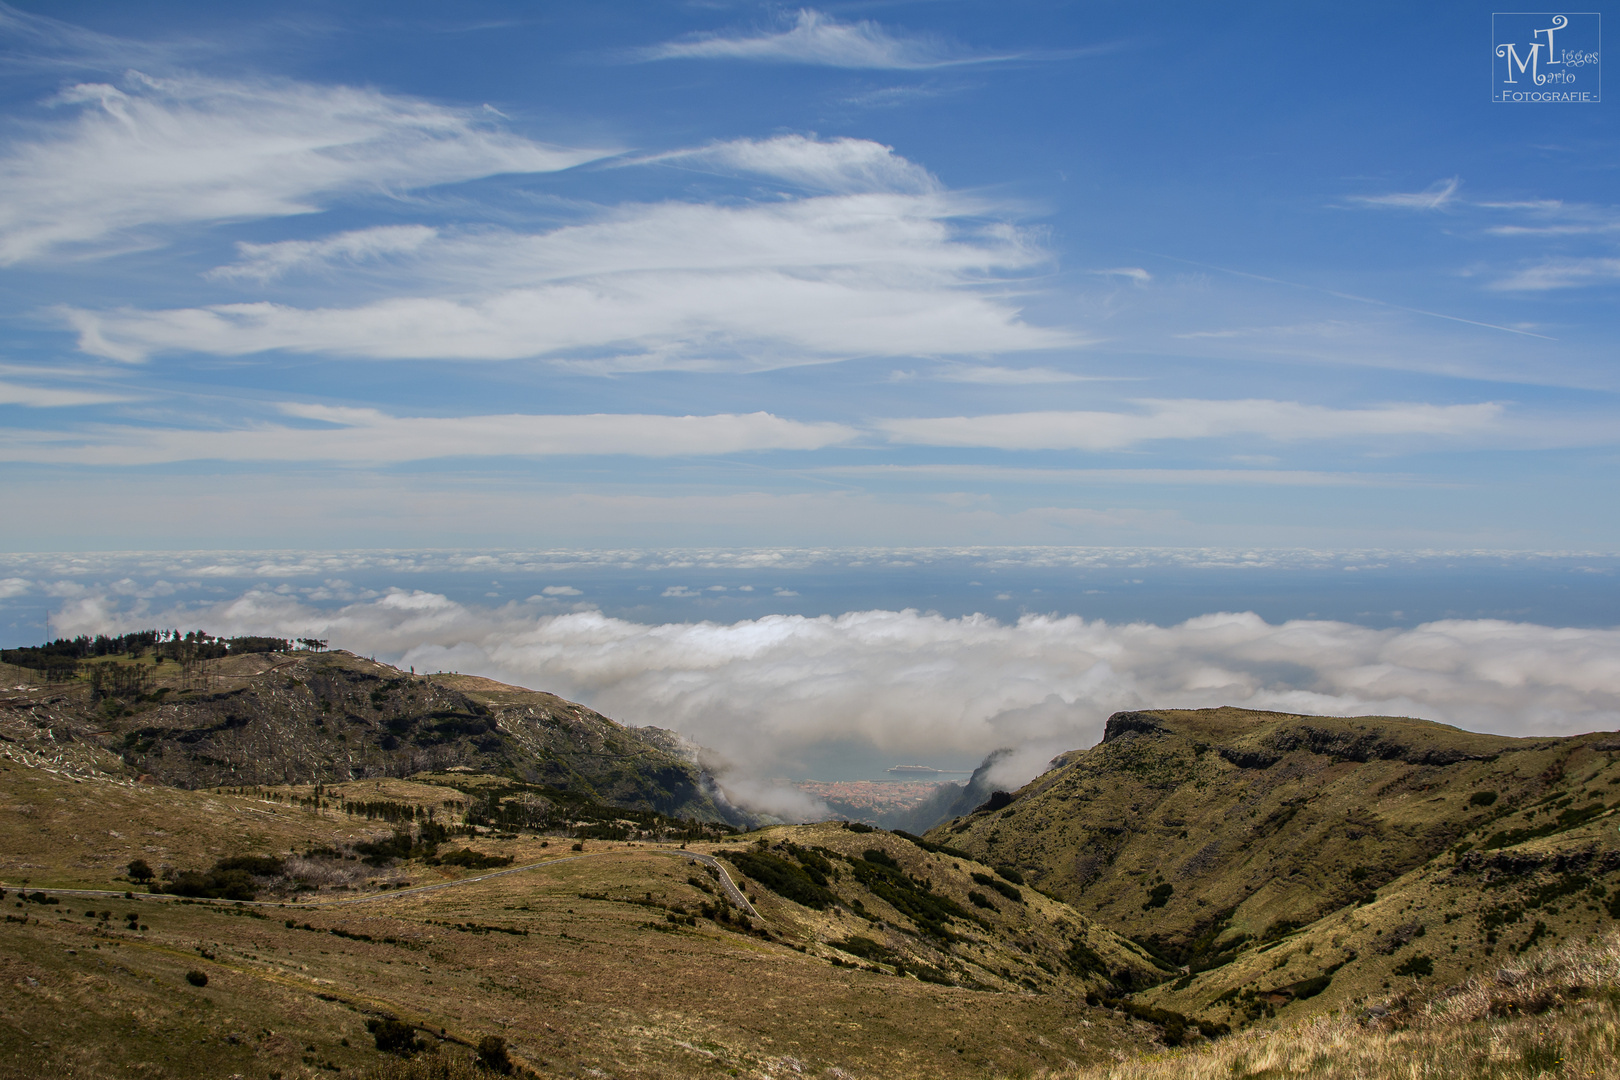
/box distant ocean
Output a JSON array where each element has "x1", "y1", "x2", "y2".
[
  {"x1": 4, "y1": 548, "x2": 1618, "y2": 800},
  {"x1": 6, "y1": 547, "x2": 1619, "y2": 642}
]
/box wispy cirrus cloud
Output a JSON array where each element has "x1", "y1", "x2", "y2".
[
  {"x1": 66, "y1": 137, "x2": 1066, "y2": 369},
  {"x1": 928, "y1": 363, "x2": 1094, "y2": 385},
  {"x1": 0, "y1": 397, "x2": 1545, "y2": 467},
  {"x1": 0, "y1": 405, "x2": 857, "y2": 465},
  {"x1": 1489, "y1": 257, "x2": 1620, "y2": 292},
  {"x1": 0, "y1": 69, "x2": 609, "y2": 264},
  {"x1": 877, "y1": 399, "x2": 1506, "y2": 451},
  {"x1": 1344, "y1": 185, "x2": 1620, "y2": 292},
  {"x1": 638, "y1": 134, "x2": 940, "y2": 194},
  {"x1": 1346, "y1": 176, "x2": 1460, "y2": 211},
  {"x1": 0, "y1": 378, "x2": 132, "y2": 407},
  {"x1": 637, "y1": 8, "x2": 1013, "y2": 70},
  {"x1": 811, "y1": 464, "x2": 1435, "y2": 487},
  {"x1": 207, "y1": 225, "x2": 439, "y2": 283}
]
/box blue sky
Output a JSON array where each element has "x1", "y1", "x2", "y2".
[{"x1": 1, "y1": 1, "x2": 1616, "y2": 552}]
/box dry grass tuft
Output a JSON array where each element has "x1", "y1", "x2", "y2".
[
  {"x1": 1036, "y1": 933, "x2": 1620, "y2": 1080},
  {"x1": 357, "y1": 1053, "x2": 489, "y2": 1080}
]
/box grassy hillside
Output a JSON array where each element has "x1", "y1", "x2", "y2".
[
  {"x1": 927, "y1": 709, "x2": 1619, "y2": 958},
  {"x1": 0, "y1": 763, "x2": 1166, "y2": 1079},
  {"x1": 0, "y1": 649, "x2": 742, "y2": 823},
  {"x1": 1043, "y1": 932, "x2": 1620, "y2": 1080},
  {"x1": 924, "y1": 706, "x2": 1620, "y2": 1028},
  {"x1": 9, "y1": 675, "x2": 1620, "y2": 1078}
]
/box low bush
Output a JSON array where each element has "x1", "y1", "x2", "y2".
[
  {"x1": 475, "y1": 1035, "x2": 512, "y2": 1074},
  {"x1": 367, "y1": 1018, "x2": 422, "y2": 1056},
  {"x1": 185, "y1": 970, "x2": 208, "y2": 987},
  {"x1": 721, "y1": 850, "x2": 837, "y2": 910},
  {"x1": 832, "y1": 935, "x2": 894, "y2": 962},
  {"x1": 1394, "y1": 954, "x2": 1435, "y2": 978},
  {"x1": 430, "y1": 848, "x2": 514, "y2": 871},
  {"x1": 971, "y1": 872, "x2": 1023, "y2": 904}
]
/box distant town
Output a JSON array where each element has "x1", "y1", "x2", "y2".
[{"x1": 791, "y1": 778, "x2": 951, "y2": 819}]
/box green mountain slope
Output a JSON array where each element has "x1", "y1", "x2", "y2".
[
  {"x1": 924, "y1": 707, "x2": 1620, "y2": 985},
  {"x1": 0, "y1": 648, "x2": 745, "y2": 824}
]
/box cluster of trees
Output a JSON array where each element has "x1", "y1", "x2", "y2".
[
  {"x1": 1, "y1": 629, "x2": 301, "y2": 680},
  {"x1": 136, "y1": 854, "x2": 284, "y2": 901}
]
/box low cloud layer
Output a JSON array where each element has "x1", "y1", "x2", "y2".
[{"x1": 47, "y1": 589, "x2": 1620, "y2": 810}]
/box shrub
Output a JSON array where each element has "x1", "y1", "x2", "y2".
[
  {"x1": 432, "y1": 848, "x2": 514, "y2": 871},
  {"x1": 891, "y1": 830, "x2": 972, "y2": 860},
  {"x1": 852, "y1": 855, "x2": 977, "y2": 939},
  {"x1": 367, "y1": 1018, "x2": 422, "y2": 1056},
  {"x1": 1066, "y1": 937, "x2": 1107, "y2": 976},
  {"x1": 994, "y1": 865, "x2": 1025, "y2": 885},
  {"x1": 971, "y1": 872, "x2": 1023, "y2": 904},
  {"x1": 185, "y1": 970, "x2": 208, "y2": 987},
  {"x1": 126, "y1": 858, "x2": 154, "y2": 883},
  {"x1": 722, "y1": 850, "x2": 837, "y2": 910},
  {"x1": 967, "y1": 890, "x2": 999, "y2": 911},
  {"x1": 214, "y1": 854, "x2": 285, "y2": 876},
  {"x1": 1470, "y1": 790, "x2": 1499, "y2": 807},
  {"x1": 1394, "y1": 954, "x2": 1434, "y2": 978},
  {"x1": 1143, "y1": 882, "x2": 1174, "y2": 910},
  {"x1": 475, "y1": 1035, "x2": 512, "y2": 1074},
  {"x1": 832, "y1": 935, "x2": 894, "y2": 962},
  {"x1": 571, "y1": 842, "x2": 584, "y2": 851},
  {"x1": 165, "y1": 867, "x2": 256, "y2": 901},
  {"x1": 861, "y1": 849, "x2": 900, "y2": 870},
  {"x1": 974, "y1": 791, "x2": 1014, "y2": 814}
]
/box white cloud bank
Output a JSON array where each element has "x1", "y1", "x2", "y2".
[
  {"x1": 0, "y1": 70, "x2": 606, "y2": 263},
  {"x1": 50, "y1": 591, "x2": 1620, "y2": 804}
]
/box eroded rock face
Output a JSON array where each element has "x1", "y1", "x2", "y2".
[{"x1": 0, "y1": 650, "x2": 745, "y2": 823}]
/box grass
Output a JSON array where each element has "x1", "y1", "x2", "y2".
[
  {"x1": 1035, "y1": 932, "x2": 1620, "y2": 1080},
  {"x1": 929, "y1": 705, "x2": 1620, "y2": 1019},
  {"x1": 0, "y1": 779, "x2": 1158, "y2": 1078}
]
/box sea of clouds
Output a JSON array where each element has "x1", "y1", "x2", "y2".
[{"x1": 29, "y1": 572, "x2": 1620, "y2": 816}]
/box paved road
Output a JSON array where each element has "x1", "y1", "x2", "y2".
[{"x1": 3, "y1": 847, "x2": 763, "y2": 921}]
